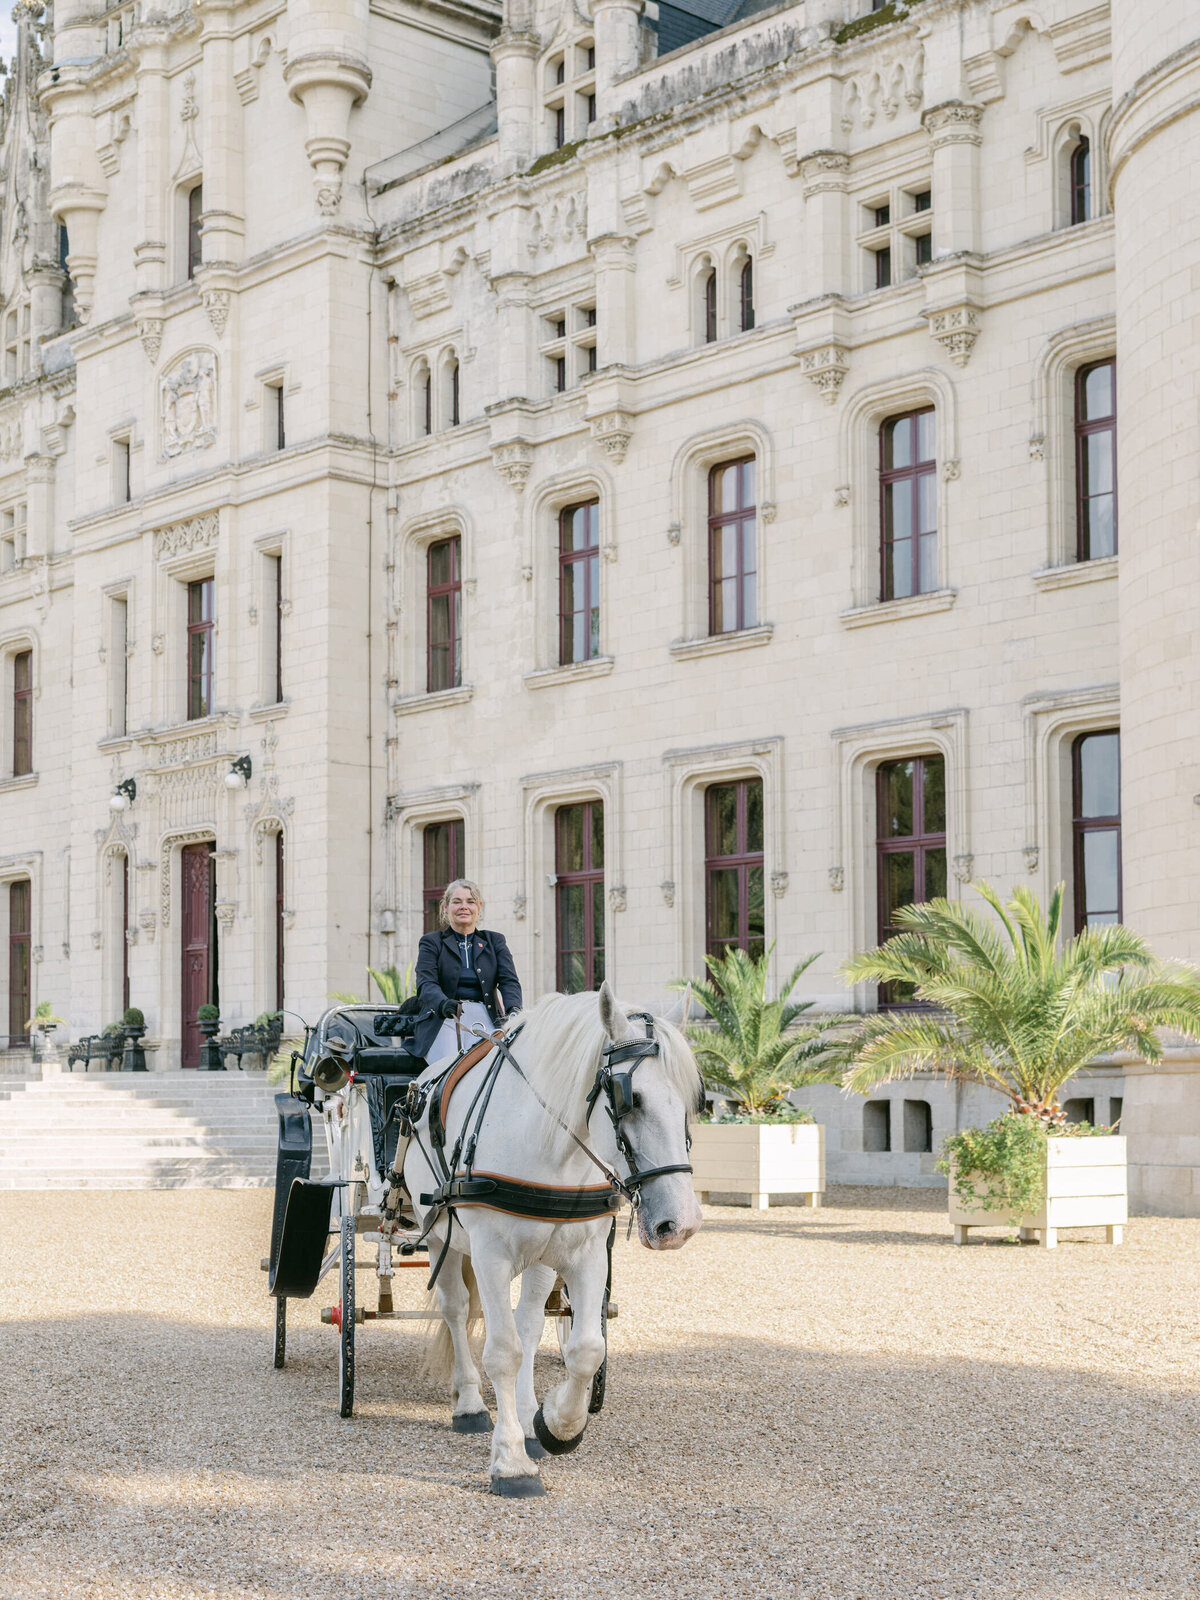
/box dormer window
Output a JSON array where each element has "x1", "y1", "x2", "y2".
[{"x1": 542, "y1": 36, "x2": 596, "y2": 151}]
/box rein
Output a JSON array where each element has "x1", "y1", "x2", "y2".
[{"x1": 385, "y1": 1011, "x2": 693, "y2": 1287}]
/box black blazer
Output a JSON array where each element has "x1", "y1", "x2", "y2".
[{"x1": 412, "y1": 928, "x2": 522, "y2": 1059}]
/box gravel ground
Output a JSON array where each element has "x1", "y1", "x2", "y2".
[{"x1": 1, "y1": 1188, "x2": 1198, "y2": 1600}]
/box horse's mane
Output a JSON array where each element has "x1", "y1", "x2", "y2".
[{"x1": 502, "y1": 989, "x2": 701, "y2": 1133}]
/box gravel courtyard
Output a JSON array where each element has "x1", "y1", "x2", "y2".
[{"x1": 1, "y1": 1188, "x2": 1197, "y2": 1600}]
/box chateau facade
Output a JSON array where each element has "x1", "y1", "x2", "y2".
[{"x1": 1, "y1": 0, "x2": 1198, "y2": 1207}]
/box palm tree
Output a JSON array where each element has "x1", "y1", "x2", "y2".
[
  {"x1": 841, "y1": 882, "x2": 1200, "y2": 1114},
  {"x1": 669, "y1": 945, "x2": 849, "y2": 1115}
]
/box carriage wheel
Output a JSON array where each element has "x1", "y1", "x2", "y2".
[
  {"x1": 273, "y1": 1296, "x2": 287, "y2": 1369},
  {"x1": 338, "y1": 1215, "x2": 355, "y2": 1418}
]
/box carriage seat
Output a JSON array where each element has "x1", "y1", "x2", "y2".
[{"x1": 354, "y1": 1046, "x2": 423, "y2": 1076}]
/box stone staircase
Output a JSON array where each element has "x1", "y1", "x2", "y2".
[{"x1": 0, "y1": 1071, "x2": 328, "y2": 1189}]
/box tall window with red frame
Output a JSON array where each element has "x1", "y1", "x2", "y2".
[
  {"x1": 702, "y1": 269, "x2": 717, "y2": 343},
  {"x1": 705, "y1": 779, "x2": 764, "y2": 960},
  {"x1": 876, "y1": 755, "x2": 946, "y2": 1004},
  {"x1": 12, "y1": 649, "x2": 31, "y2": 776},
  {"x1": 187, "y1": 183, "x2": 203, "y2": 279},
  {"x1": 1072, "y1": 731, "x2": 1121, "y2": 932},
  {"x1": 555, "y1": 801, "x2": 604, "y2": 992},
  {"x1": 423, "y1": 819, "x2": 465, "y2": 933},
  {"x1": 1070, "y1": 137, "x2": 1091, "y2": 224},
  {"x1": 186, "y1": 578, "x2": 214, "y2": 721},
  {"x1": 427, "y1": 536, "x2": 462, "y2": 693},
  {"x1": 559, "y1": 500, "x2": 600, "y2": 664},
  {"x1": 880, "y1": 409, "x2": 937, "y2": 601},
  {"x1": 7, "y1": 878, "x2": 30, "y2": 1048},
  {"x1": 274, "y1": 831, "x2": 285, "y2": 1011},
  {"x1": 1076, "y1": 359, "x2": 1116, "y2": 560},
  {"x1": 708, "y1": 457, "x2": 757, "y2": 635}
]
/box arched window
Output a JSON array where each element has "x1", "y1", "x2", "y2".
[
  {"x1": 1075, "y1": 359, "x2": 1116, "y2": 559},
  {"x1": 879, "y1": 409, "x2": 937, "y2": 600},
  {"x1": 447, "y1": 357, "x2": 460, "y2": 427},
  {"x1": 1072, "y1": 730, "x2": 1121, "y2": 932},
  {"x1": 413, "y1": 364, "x2": 432, "y2": 438},
  {"x1": 186, "y1": 183, "x2": 204, "y2": 279},
  {"x1": 1070, "y1": 137, "x2": 1091, "y2": 225},
  {"x1": 738, "y1": 258, "x2": 755, "y2": 333},
  {"x1": 703, "y1": 268, "x2": 717, "y2": 344}
]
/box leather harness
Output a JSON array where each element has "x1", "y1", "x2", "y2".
[{"x1": 384, "y1": 1011, "x2": 693, "y2": 1288}]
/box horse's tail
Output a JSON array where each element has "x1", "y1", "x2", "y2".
[{"x1": 422, "y1": 1252, "x2": 483, "y2": 1386}]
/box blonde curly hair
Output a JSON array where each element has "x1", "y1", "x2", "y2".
[{"x1": 438, "y1": 877, "x2": 485, "y2": 930}]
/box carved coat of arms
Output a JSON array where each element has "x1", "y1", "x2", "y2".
[{"x1": 161, "y1": 351, "x2": 217, "y2": 457}]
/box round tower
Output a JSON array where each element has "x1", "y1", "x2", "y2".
[{"x1": 1109, "y1": 1, "x2": 1200, "y2": 959}]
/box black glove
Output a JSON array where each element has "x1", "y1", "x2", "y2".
[{"x1": 438, "y1": 998, "x2": 459, "y2": 1019}]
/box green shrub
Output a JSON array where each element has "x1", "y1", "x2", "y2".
[
  {"x1": 122, "y1": 1007, "x2": 145, "y2": 1028},
  {"x1": 102, "y1": 1021, "x2": 125, "y2": 1037},
  {"x1": 254, "y1": 1010, "x2": 283, "y2": 1030},
  {"x1": 700, "y1": 1107, "x2": 815, "y2": 1126},
  {"x1": 197, "y1": 1003, "x2": 220, "y2": 1024},
  {"x1": 939, "y1": 1113, "x2": 1048, "y2": 1221}
]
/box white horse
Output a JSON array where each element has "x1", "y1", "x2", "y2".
[{"x1": 401, "y1": 982, "x2": 703, "y2": 1496}]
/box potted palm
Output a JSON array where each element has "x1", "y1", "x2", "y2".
[
  {"x1": 670, "y1": 946, "x2": 848, "y2": 1209},
  {"x1": 842, "y1": 883, "x2": 1200, "y2": 1246}
]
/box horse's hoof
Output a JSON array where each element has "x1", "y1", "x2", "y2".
[
  {"x1": 524, "y1": 1435, "x2": 548, "y2": 1460},
  {"x1": 452, "y1": 1410, "x2": 493, "y2": 1434},
  {"x1": 533, "y1": 1404, "x2": 585, "y2": 1456},
  {"x1": 489, "y1": 1473, "x2": 546, "y2": 1498}
]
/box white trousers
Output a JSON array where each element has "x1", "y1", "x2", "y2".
[{"x1": 426, "y1": 1000, "x2": 496, "y2": 1071}]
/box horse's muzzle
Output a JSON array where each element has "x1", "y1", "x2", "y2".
[{"x1": 637, "y1": 1210, "x2": 701, "y2": 1250}]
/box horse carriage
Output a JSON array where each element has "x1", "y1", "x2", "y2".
[{"x1": 265, "y1": 985, "x2": 703, "y2": 1495}]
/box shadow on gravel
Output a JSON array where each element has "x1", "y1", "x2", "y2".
[{"x1": 2, "y1": 1307, "x2": 1197, "y2": 1599}]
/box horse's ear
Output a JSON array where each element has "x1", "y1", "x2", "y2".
[
  {"x1": 662, "y1": 984, "x2": 691, "y2": 1026},
  {"x1": 599, "y1": 981, "x2": 633, "y2": 1041}
]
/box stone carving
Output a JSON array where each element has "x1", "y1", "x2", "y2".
[
  {"x1": 798, "y1": 150, "x2": 849, "y2": 198},
  {"x1": 666, "y1": 523, "x2": 681, "y2": 546},
  {"x1": 608, "y1": 885, "x2": 627, "y2": 913},
  {"x1": 927, "y1": 305, "x2": 980, "y2": 368},
  {"x1": 942, "y1": 458, "x2": 961, "y2": 482},
  {"x1": 160, "y1": 831, "x2": 215, "y2": 925},
  {"x1": 214, "y1": 901, "x2": 237, "y2": 926},
  {"x1": 952, "y1": 853, "x2": 974, "y2": 883},
  {"x1": 491, "y1": 440, "x2": 533, "y2": 492},
  {"x1": 660, "y1": 880, "x2": 675, "y2": 908},
  {"x1": 828, "y1": 866, "x2": 844, "y2": 892},
  {"x1": 181, "y1": 72, "x2": 198, "y2": 122},
  {"x1": 136, "y1": 318, "x2": 163, "y2": 363},
  {"x1": 1028, "y1": 434, "x2": 1046, "y2": 462},
  {"x1": 589, "y1": 410, "x2": 633, "y2": 464},
  {"x1": 161, "y1": 351, "x2": 217, "y2": 457},
  {"x1": 1023, "y1": 845, "x2": 1040, "y2": 874},
  {"x1": 201, "y1": 289, "x2": 231, "y2": 337},
  {"x1": 923, "y1": 101, "x2": 984, "y2": 149},
  {"x1": 834, "y1": 485, "x2": 851, "y2": 508},
  {"x1": 798, "y1": 341, "x2": 849, "y2": 405},
  {"x1": 151, "y1": 634, "x2": 165, "y2": 654},
  {"x1": 770, "y1": 870, "x2": 789, "y2": 898},
  {"x1": 91, "y1": 930, "x2": 102, "y2": 949},
  {"x1": 139, "y1": 909, "x2": 156, "y2": 943},
  {"x1": 512, "y1": 894, "x2": 527, "y2": 921},
  {"x1": 530, "y1": 194, "x2": 587, "y2": 255},
  {"x1": 153, "y1": 512, "x2": 218, "y2": 561},
  {"x1": 842, "y1": 56, "x2": 924, "y2": 132},
  {"x1": 0, "y1": 419, "x2": 22, "y2": 460}
]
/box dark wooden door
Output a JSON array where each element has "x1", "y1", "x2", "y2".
[
  {"x1": 181, "y1": 842, "x2": 215, "y2": 1067},
  {"x1": 7, "y1": 879, "x2": 30, "y2": 1048}
]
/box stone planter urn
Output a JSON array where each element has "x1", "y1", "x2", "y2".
[
  {"x1": 949, "y1": 1134, "x2": 1127, "y2": 1248},
  {"x1": 691, "y1": 1121, "x2": 825, "y2": 1210},
  {"x1": 199, "y1": 1016, "x2": 225, "y2": 1072},
  {"x1": 122, "y1": 1025, "x2": 148, "y2": 1073}
]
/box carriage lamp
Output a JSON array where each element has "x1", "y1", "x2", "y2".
[
  {"x1": 224, "y1": 755, "x2": 252, "y2": 791},
  {"x1": 311, "y1": 1037, "x2": 352, "y2": 1093},
  {"x1": 109, "y1": 778, "x2": 137, "y2": 812}
]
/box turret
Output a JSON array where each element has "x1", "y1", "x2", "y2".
[{"x1": 283, "y1": 0, "x2": 372, "y2": 216}]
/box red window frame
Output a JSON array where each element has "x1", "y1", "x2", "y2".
[
  {"x1": 121, "y1": 851, "x2": 130, "y2": 1014},
  {"x1": 426, "y1": 536, "x2": 462, "y2": 693},
  {"x1": 708, "y1": 458, "x2": 757, "y2": 636},
  {"x1": 186, "y1": 578, "x2": 214, "y2": 721},
  {"x1": 739, "y1": 259, "x2": 755, "y2": 332},
  {"x1": 880, "y1": 408, "x2": 937, "y2": 601},
  {"x1": 1072, "y1": 731, "x2": 1121, "y2": 933},
  {"x1": 874, "y1": 246, "x2": 892, "y2": 289},
  {"x1": 555, "y1": 801, "x2": 605, "y2": 992},
  {"x1": 12, "y1": 649, "x2": 31, "y2": 776},
  {"x1": 1075, "y1": 359, "x2": 1116, "y2": 561},
  {"x1": 704, "y1": 779, "x2": 765, "y2": 961},
  {"x1": 7, "y1": 877, "x2": 30, "y2": 1048},
  {"x1": 703, "y1": 270, "x2": 717, "y2": 343},
  {"x1": 187, "y1": 183, "x2": 203, "y2": 280},
  {"x1": 1070, "y1": 138, "x2": 1091, "y2": 225},
  {"x1": 271, "y1": 554, "x2": 284, "y2": 703},
  {"x1": 876, "y1": 755, "x2": 947, "y2": 1006},
  {"x1": 423, "y1": 819, "x2": 465, "y2": 933},
  {"x1": 274, "y1": 830, "x2": 285, "y2": 1011},
  {"x1": 559, "y1": 500, "x2": 600, "y2": 665}
]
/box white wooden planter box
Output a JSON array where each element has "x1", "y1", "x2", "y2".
[
  {"x1": 691, "y1": 1122, "x2": 825, "y2": 1210},
  {"x1": 949, "y1": 1134, "x2": 1127, "y2": 1248}
]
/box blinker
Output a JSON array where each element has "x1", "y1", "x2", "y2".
[{"x1": 608, "y1": 1071, "x2": 637, "y2": 1120}]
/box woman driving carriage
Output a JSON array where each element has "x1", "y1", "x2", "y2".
[{"x1": 413, "y1": 878, "x2": 523, "y2": 1067}]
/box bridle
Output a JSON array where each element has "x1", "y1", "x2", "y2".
[{"x1": 586, "y1": 1011, "x2": 694, "y2": 1208}]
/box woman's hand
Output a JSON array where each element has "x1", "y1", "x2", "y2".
[{"x1": 438, "y1": 998, "x2": 459, "y2": 1019}]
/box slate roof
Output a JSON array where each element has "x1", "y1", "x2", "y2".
[{"x1": 656, "y1": 0, "x2": 780, "y2": 56}]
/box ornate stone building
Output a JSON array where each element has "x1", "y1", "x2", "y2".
[{"x1": 0, "y1": 0, "x2": 1198, "y2": 1207}]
